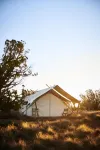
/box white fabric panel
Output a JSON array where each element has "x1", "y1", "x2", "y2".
[
  {"x1": 21, "y1": 105, "x2": 32, "y2": 116},
  {"x1": 35, "y1": 93, "x2": 66, "y2": 116},
  {"x1": 26, "y1": 106, "x2": 32, "y2": 116},
  {"x1": 36, "y1": 94, "x2": 49, "y2": 116},
  {"x1": 50, "y1": 94, "x2": 66, "y2": 116},
  {"x1": 20, "y1": 105, "x2": 26, "y2": 114}
]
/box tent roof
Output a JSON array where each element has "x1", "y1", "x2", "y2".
[
  {"x1": 25, "y1": 85, "x2": 55, "y2": 104},
  {"x1": 54, "y1": 85, "x2": 79, "y2": 103},
  {"x1": 25, "y1": 85, "x2": 79, "y2": 105}
]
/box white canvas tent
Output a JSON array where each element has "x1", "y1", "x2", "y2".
[{"x1": 21, "y1": 85, "x2": 79, "y2": 117}]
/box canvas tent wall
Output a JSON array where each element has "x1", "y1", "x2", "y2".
[
  {"x1": 22, "y1": 85, "x2": 79, "y2": 117},
  {"x1": 25, "y1": 93, "x2": 70, "y2": 116}
]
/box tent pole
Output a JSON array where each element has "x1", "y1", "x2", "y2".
[
  {"x1": 35, "y1": 102, "x2": 39, "y2": 117},
  {"x1": 49, "y1": 94, "x2": 51, "y2": 117},
  {"x1": 26, "y1": 105, "x2": 27, "y2": 115}
]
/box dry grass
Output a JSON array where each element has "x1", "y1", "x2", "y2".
[
  {"x1": 0, "y1": 111, "x2": 100, "y2": 150},
  {"x1": 21, "y1": 121, "x2": 37, "y2": 129},
  {"x1": 77, "y1": 124, "x2": 93, "y2": 133}
]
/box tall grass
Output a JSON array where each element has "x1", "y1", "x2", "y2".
[{"x1": 0, "y1": 111, "x2": 100, "y2": 150}]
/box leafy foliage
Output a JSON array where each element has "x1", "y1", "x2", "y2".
[
  {"x1": 80, "y1": 89, "x2": 100, "y2": 110},
  {"x1": 0, "y1": 39, "x2": 36, "y2": 111},
  {"x1": 22, "y1": 89, "x2": 37, "y2": 97}
]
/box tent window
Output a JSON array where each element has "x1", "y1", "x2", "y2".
[{"x1": 32, "y1": 108, "x2": 39, "y2": 117}]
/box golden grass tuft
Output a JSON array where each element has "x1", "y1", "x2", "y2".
[
  {"x1": 0, "y1": 124, "x2": 17, "y2": 133},
  {"x1": 96, "y1": 114, "x2": 100, "y2": 118},
  {"x1": 6, "y1": 124, "x2": 17, "y2": 131},
  {"x1": 77, "y1": 124, "x2": 93, "y2": 133},
  {"x1": 21, "y1": 121, "x2": 37, "y2": 129},
  {"x1": 64, "y1": 137, "x2": 82, "y2": 145},
  {"x1": 47, "y1": 126, "x2": 55, "y2": 133},
  {"x1": 38, "y1": 131, "x2": 53, "y2": 140},
  {"x1": 18, "y1": 139, "x2": 26, "y2": 147}
]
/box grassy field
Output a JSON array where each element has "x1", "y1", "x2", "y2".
[{"x1": 0, "y1": 111, "x2": 100, "y2": 150}]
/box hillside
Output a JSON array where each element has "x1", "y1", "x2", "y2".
[{"x1": 0, "y1": 111, "x2": 100, "y2": 150}]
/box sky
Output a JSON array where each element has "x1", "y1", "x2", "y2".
[{"x1": 0, "y1": 0, "x2": 100, "y2": 100}]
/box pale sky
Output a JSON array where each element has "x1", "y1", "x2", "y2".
[{"x1": 0, "y1": 0, "x2": 100, "y2": 99}]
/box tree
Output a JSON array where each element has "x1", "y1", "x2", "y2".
[
  {"x1": 0, "y1": 39, "x2": 37, "y2": 112},
  {"x1": 80, "y1": 89, "x2": 100, "y2": 110}
]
